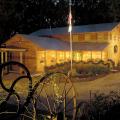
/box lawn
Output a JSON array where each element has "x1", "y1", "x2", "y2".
[
  {"x1": 1, "y1": 71, "x2": 120, "y2": 120},
  {"x1": 1, "y1": 71, "x2": 120, "y2": 101},
  {"x1": 73, "y1": 72, "x2": 120, "y2": 101}
]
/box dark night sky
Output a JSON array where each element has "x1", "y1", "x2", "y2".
[{"x1": 0, "y1": 0, "x2": 120, "y2": 43}]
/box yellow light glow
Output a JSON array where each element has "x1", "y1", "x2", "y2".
[
  {"x1": 59, "y1": 52, "x2": 64, "y2": 57},
  {"x1": 76, "y1": 53, "x2": 79, "y2": 61},
  {"x1": 51, "y1": 54, "x2": 55, "y2": 57},
  {"x1": 66, "y1": 52, "x2": 70, "y2": 58}
]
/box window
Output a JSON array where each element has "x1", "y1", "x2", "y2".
[
  {"x1": 104, "y1": 32, "x2": 108, "y2": 40},
  {"x1": 97, "y1": 33, "x2": 104, "y2": 41},
  {"x1": 78, "y1": 34, "x2": 84, "y2": 41},
  {"x1": 73, "y1": 35, "x2": 78, "y2": 42},
  {"x1": 109, "y1": 33, "x2": 112, "y2": 40},
  {"x1": 85, "y1": 33, "x2": 91, "y2": 41},
  {"x1": 91, "y1": 33, "x2": 97, "y2": 41}
]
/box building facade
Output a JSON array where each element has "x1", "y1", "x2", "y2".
[{"x1": 1, "y1": 22, "x2": 120, "y2": 73}]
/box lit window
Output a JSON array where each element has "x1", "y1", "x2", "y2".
[
  {"x1": 73, "y1": 35, "x2": 78, "y2": 42},
  {"x1": 85, "y1": 33, "x2": 91, "y2": 41}
]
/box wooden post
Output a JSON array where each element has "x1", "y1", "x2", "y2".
[
  {"x1": 77, "y1": 52, "x2": 79, "y2": 61},
  {"x1": 81, "y1": 52, "x2": 83, "y2": 61},
  {"x1": 20, "y1": 52, "x2": 23, "y2": 63},
  {"x1": 44, "y1": 51, "x2": 46, "y2": 67},
  {"x1": 45, "y1": 50, "x2": 47, "y2": 66},
  {"x1": 20, "y1": 52, "x2": 23, "y2": 73},
  {"x1": 56, "y1": 51, "x2": 57, "y2": 64},
  {"x1": 62, "y1": 51, "x2": 64, "y2": 63},
  {"x1": 101, "y1": 51, "x2": 102, "y2": 60},
  {"x1": 91, "y1": 51, "x2": 92, "y2": 61},
  {"x1": 1, "y1": 51, "x2": 4, "y2": 64},
  {"x1": 1, "y1": 51, "x2": 4, "y2": 76},
  {"x1": 64, "y1": 51, "x2": 66, "y2": 62},
  {"x1": 5, "y1": 51, "x2": 8, "y2": 73},
  {"x1": 77, "y1": 52, "x2": 78, "y2": 61},
  {"x1": 73, "y1": 51, "x2": 74, "y2": 61},
  {"x1": 69, "y1": 51, "x2": 70, "y2": 62},
  {"x1": 5, "y1": 52, "x2": 7, "y2": 62}
]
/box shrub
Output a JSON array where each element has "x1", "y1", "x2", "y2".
[
  {"x1": 45, "y1": 62, "x2": 110, "y2": 77},
  {"x1": 76, "y1": 91, "x2": 120, "y2": 120},
  {"x1": 76, "y1": 63, "x2": 110, "y2": 77}
]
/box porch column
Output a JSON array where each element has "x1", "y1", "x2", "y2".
[
  {"x1": 1, "y1": 51, "x2": 4, "y2": 64},
  {"x1": 63, "y1": 51, "x2": 65, "y2": 63},
  {"x1": 19, "y1": 51, "x2": 23, "y2": 73},
  {"x1": 64, "y1": 51, "x2": 66, "y2": 62},
  {"x1": 81, "y1": 52, "x2": 83, "y2": 61},
  {"x1": 45, "y1": 50, "x2": 47, "y2": 66},
  {"x1": 1, "y1": 51, "x2": 4, "y2": 76},
  {"x1": 101, "y1": 51, "x2": 102, "y2": 60},
  {"x1": 56, "y1": 51, "x2": 57, "y2": 64},
  {"x1": 20, "y1": 51, "x2": 23, "y2": 63},
  {"x1": 91, "y1": 51, "x2": 92, "y2": 61},
  {"x1": 44, "y1": 51, "x2": 46, "y2": 67},
  {"x1": 5, "y1": 52, "x2": 8, "y2": 62},
  {"x1": 72, "y1": 52, "x2": 74, "y2": 61},
  {"x1": 5, "y1": 51, "x2": 9, "y2": 73},
  {"x1": 69, "y1": 51, "x2": 71, "y2": 61}
]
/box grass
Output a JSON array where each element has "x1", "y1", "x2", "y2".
[
  {"x1": 1, "y1": 71, "x2": 120, "y2": 120},
  {"x1": 1, "y1": 71, "x2": 120, "y2": 100}
]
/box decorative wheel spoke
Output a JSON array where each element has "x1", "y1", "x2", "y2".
[
  {"x1": 34, "y1": 72, "x2": 76, "y2": 120},
  {"x1": 0, "y1": 62, "x2": 77, "y2": 120}
]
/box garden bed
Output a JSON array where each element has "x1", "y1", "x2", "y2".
[
  {"x1": 45, "y1": 61, "x2": 110, "y2": 82},
  {"x1": 71, "y1": 73, "x2": 108, "y2": 82}
]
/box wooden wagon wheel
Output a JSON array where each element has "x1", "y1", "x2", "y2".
[
  {"x1": 0, "y1": 61, "x2": 32, "y2": 120},
  {"x1": 33, "y1": 72, "x2": 76, "y2": 120}
]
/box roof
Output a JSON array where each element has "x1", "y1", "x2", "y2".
[
  {"x1": 30, "y1": 22, "x2": 119, "y2": 36},
  {"x1": 73, "y1": 42, "x2": 108, "y2": 51},
  {"x1": 22, "y1": 34, "x2": 108, "y2": 51},
  {"x1": 22, "y1": 34, "x2": 69, "y2": 50},
  {"x1": 0, "y1": 47, "x2": 26, "y2": 52}
]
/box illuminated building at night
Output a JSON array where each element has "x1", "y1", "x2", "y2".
[{"x1": 1, "y1": 22, "x2": 120, "y2": 73}]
